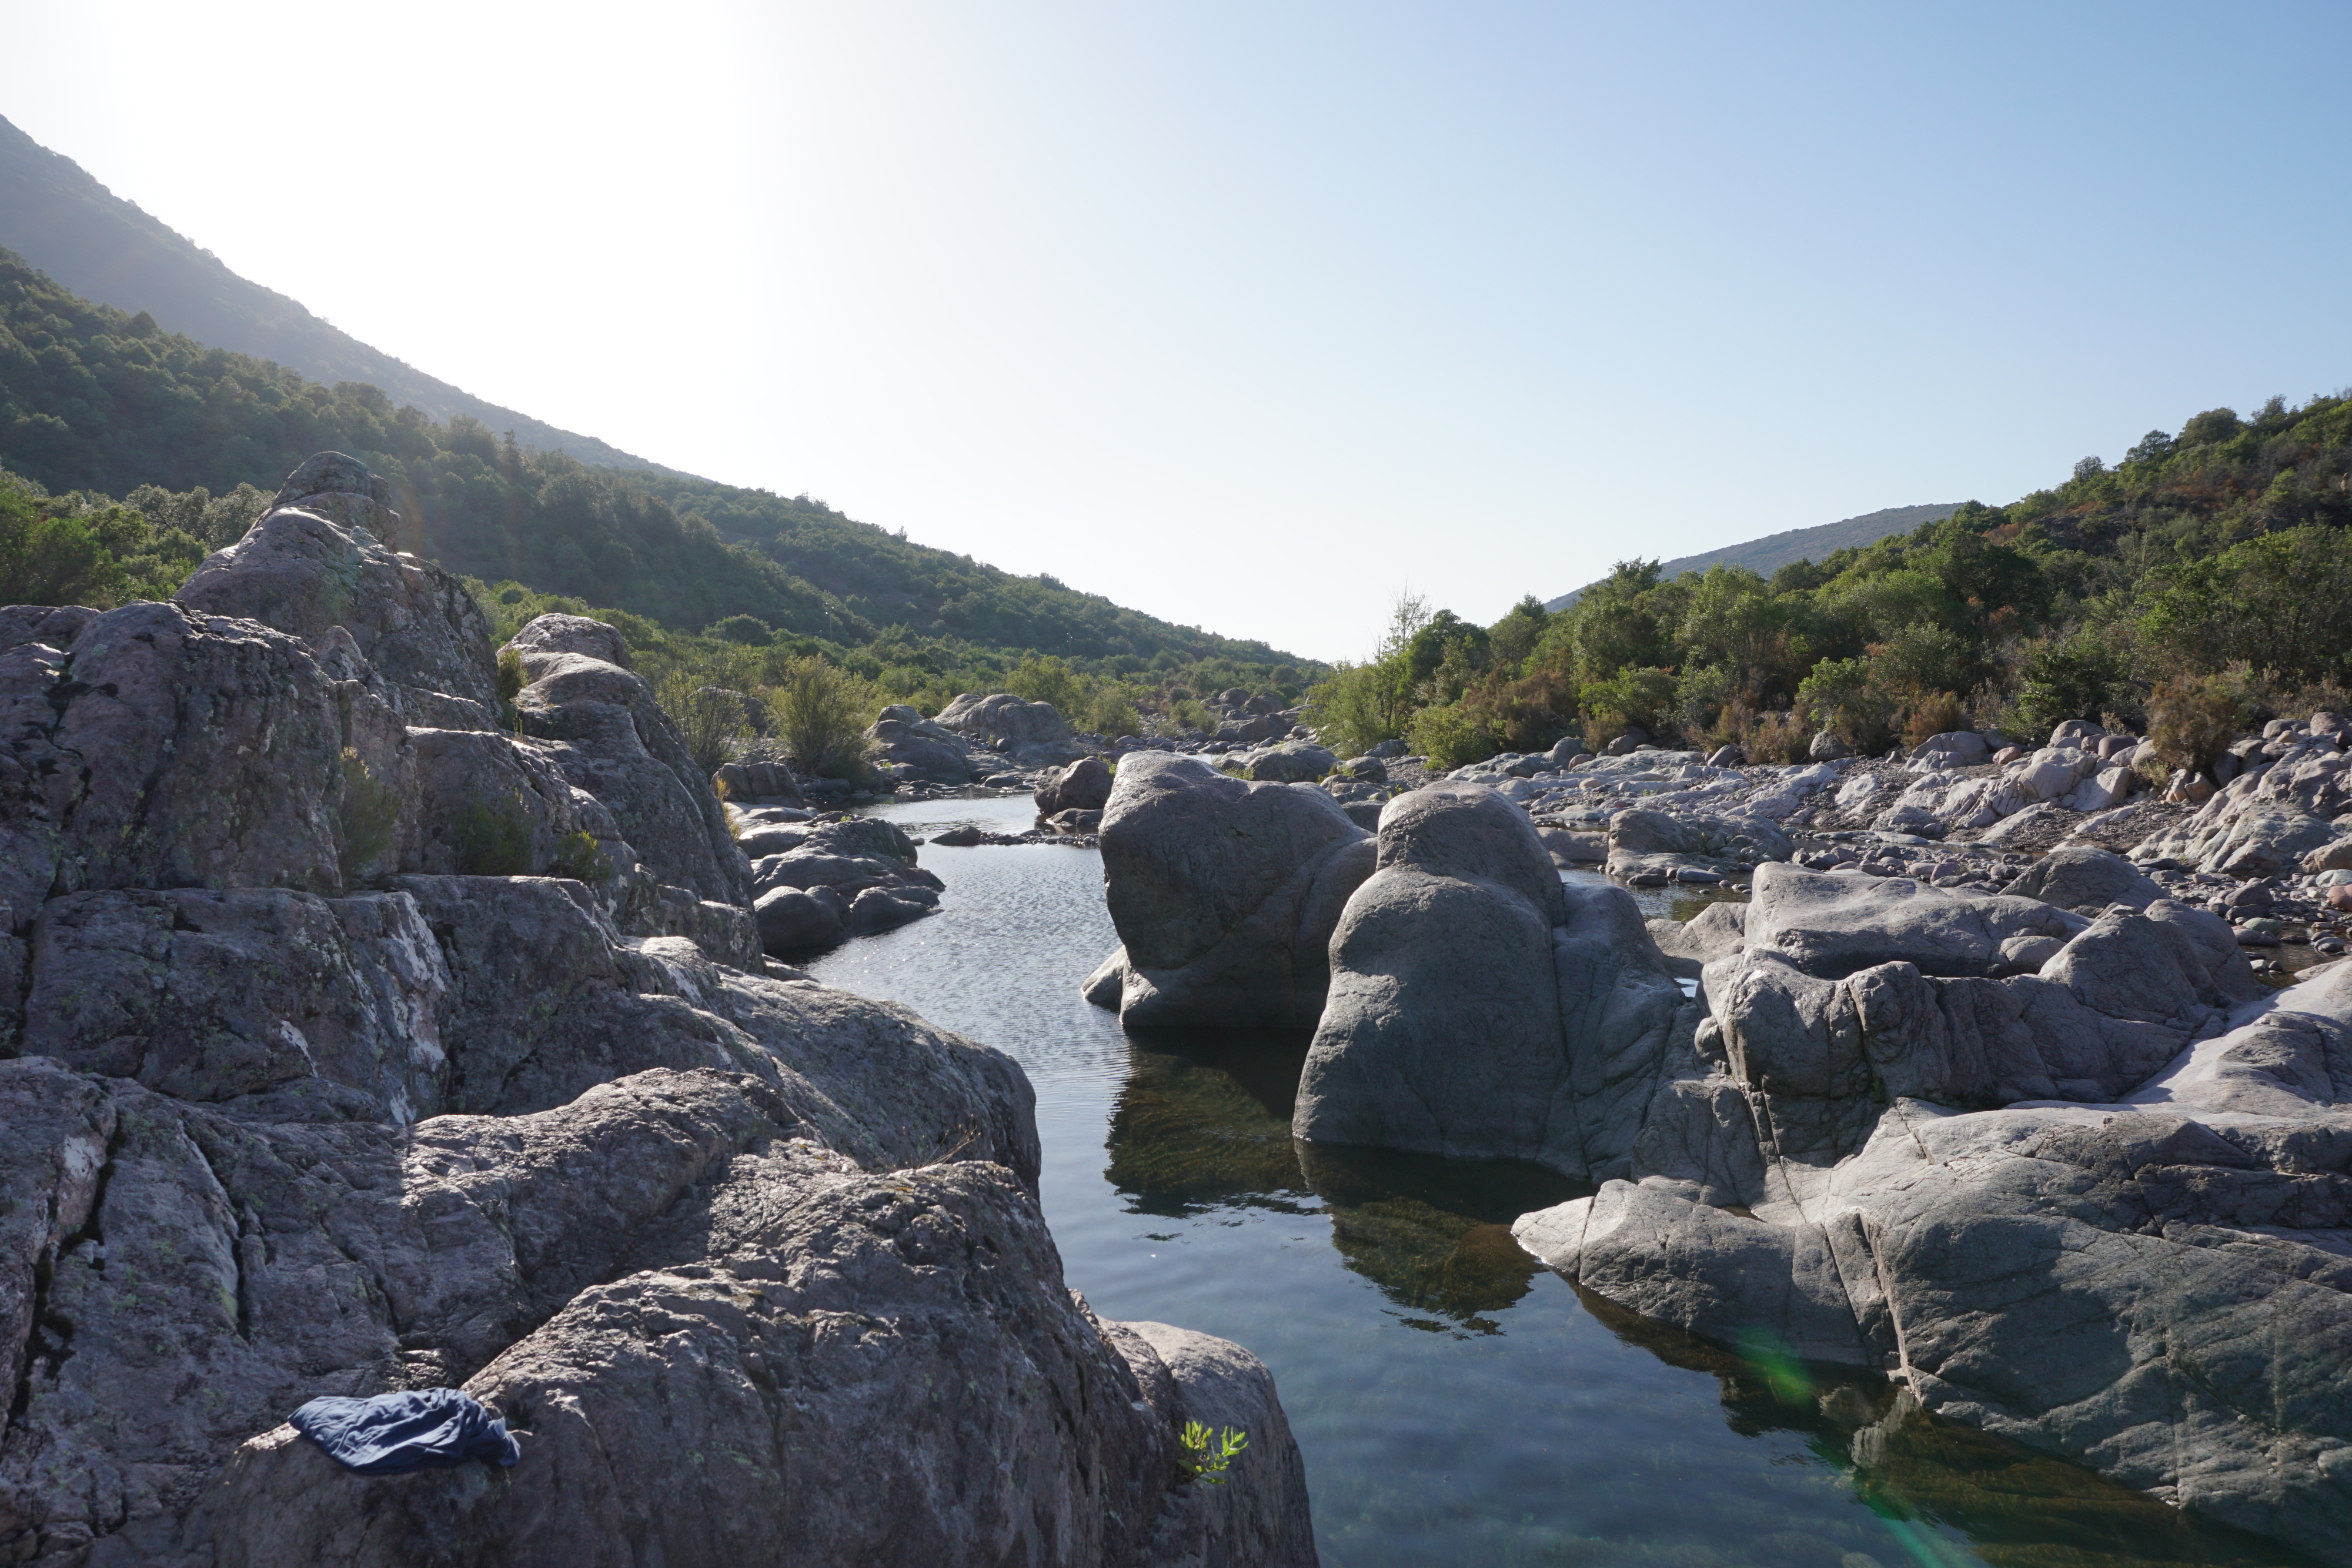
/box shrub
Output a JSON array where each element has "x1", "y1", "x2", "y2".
[
  {"x1": 1083, "y1": 685, "x2": 1142, "y2": 738},
  {"x1": 453, "y1": 795, "x2": 535, "y2": 876},
  {"x1": 496, "y1": 646, "x2": 526, "y2": 726},
  {"x1": 654, "y1": 671, "x2": 752, "y2": 777},
  {"x1": 2146, "y1": 671, "x2": 2254, "y2": 775},
  {"x1": 1006, "y1": 654, "x2": 1085, "y2": 713},
  {"x1": 1579, "y1": 666, "x2": 1678, "y2": 748},
  {"x1": 2013, "y1": 636, "x2": 2127, "y2": 737},
  {"x1": 1796, "y1": 657, "x2": 1897, "y2": 753},
  {"x1": 708, "y1": 614, "x2": 773, "y2": 645},
  {"x1": 1743, "y1": 710, "x2": 1811, "y2": 763},
  {"x1": 767, "y1": 654, "x2": 877, "y2": 781},
  {"x1": 336, "y1": 750, "x2": 401, "y2": 884},
  {"x1": 1168, "y1": 697, "x2": 1211, "y2": 733},
  {"x1": 1901, "y1": 691, "x2": 1967, "y2": 749},
  {"x1": 546, "y1": 830, "x2": 616, "y2": 883},
  {"x1": 1405, "y1": 701, "x2": 1498, "y2": 768}
]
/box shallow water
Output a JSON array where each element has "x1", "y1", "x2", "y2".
[{"x1": 807, "y1": 796, "x2": 2310, "y2": 1568}]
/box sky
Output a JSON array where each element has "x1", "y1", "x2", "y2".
[{"x1": 7, "y1": 1, "x2": 2351, "y2": 663}]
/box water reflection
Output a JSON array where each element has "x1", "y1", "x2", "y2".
[
  {"x1": 1108, "y1": 1029, "x2": 1586, "y2": 1329},
  {"x1": 814, "y1": 796, "x2": 2321, "y2": 1568}
]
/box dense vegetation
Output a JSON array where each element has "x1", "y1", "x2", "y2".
[
  {"x1": 0, "y1": 246, "x2": 1315, "y2": 734},
  {"x1": 1317, "y1": 394, "x2": 2352, "y2": 767},
  {"x1": 1542, "y1": 503, "x2": 1957, "y2": 611}
]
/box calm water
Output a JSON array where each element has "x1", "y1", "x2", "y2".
[{"x1": 807, "y1": 796, "x2": 2308, "y2": 1568}]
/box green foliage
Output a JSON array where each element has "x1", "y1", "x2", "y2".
[
  {"x1": 1796, "y1": 657, "x2": 1896, "y2": 752},
  {"x1": 452, "y1": 795, "x2": 535, "y2": 877},
  {"x1": 1082, "y1": 684, "x2": 1143, "y2": 739},
  {"x1": 1177, "y1": 1421, "x2": 1247, "y2": 1486},
  {"x1": 1406, "y1": 701, "x2": 1498, "y2": 768},
  {"x1": 0, "y1": 246, "x2": 1320, "y2": 696},
  {"x1": 767, "y1": 654, "x2": 877, "y2": 781},
  {"x1": 2014, "y1": 636, "x2": 2127, "y2": 734},
  {"x1": 1005, "y1": 654, "x2": 1085, "y2": 712},
  {"x1": 1168, "y1": 697, "x2": 1211, "y2": 733},
  {"x1": 654, "y1": 670, "x2": 752, "y2": 777},
  {"x1": 545, "y1": 830, "x2": 616, "y2": 884},
  {"x1": 335, "y1": 750, "x2": 401, "y2": 885}
]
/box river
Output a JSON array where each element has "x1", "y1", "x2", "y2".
[{"x1": 806, "y1": 795, "x2": 2306, "y2": 1568}]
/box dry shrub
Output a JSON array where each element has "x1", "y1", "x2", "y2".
[
  {"x1": 1744, "y1": 711, "x2": 1811, "y2": 764},
  {"x1": 1901, "y1": 691, "x2": 1966, "y2": 749},
  {"x1": 2146, "y1": 671, "x2": 2253, "y2": 775}
]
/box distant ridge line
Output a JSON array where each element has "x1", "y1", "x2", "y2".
[{"x1": 1544, "y1": 502, "x2": 1962, "y2": 611}]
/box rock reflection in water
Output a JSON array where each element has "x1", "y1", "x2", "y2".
[
  {"x1": 1577, "y1": 1286, "x2": 2318, "y2": 1568},
  {"x1": 1108, "y1": 1030, "x2": 1585, "y2": 1331}
]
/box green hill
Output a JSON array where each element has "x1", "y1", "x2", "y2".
[
  {"x1": 1544, "y1": 503, "x2": 1959, "y2": 611},
  {"x1": 0, "y1": 113, "x2": 667, "y2": 474},
  {"x1": 1317, "y1": 400, "x2": 2352, "y2": 766},
  {"x1": 0, "y1": 246, "x2": 1312, "y2": 709}
]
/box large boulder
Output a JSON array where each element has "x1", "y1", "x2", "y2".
[
  {"x1": 1605, "y1": 808, "x2": 1791, "y2": 882},
  {"x1": 1292, "y1": 784, "x2": 1694, "y2": 1180},
  {"x1": 868, "y1": 704, "x2": 979, "y2": 783},
  {"x1": 176, "y1": 453, "x2": 500, "y2": 728},
  {"x1": 937, "y1": 692, "x2": 1080, "y2": 765},
  {"x1": 2000, "y1": 844, "x2": 2167, "y2": 912},
  {"x1": 1093, "y1": 752, "x2": 1373, "y2": 1030},
  {"x1": 1512, "y1": 871, "x2": 2352, "y2": 1562},
  {"x1": 1036, "y1": 755, "x2": 1114, "y2": 815},
  {"x1": 503, "y1": 614, "x2": 749, "y2": 908},
  {"x1": 1237, "y1": 741, "x2": 1335, "y2": 784},
  {"x1": 1739, "y1": 861, "x2": 2087, "y2": 979},
  {"x1": 2134, "y1": 730, "x2": 2352, "y2": 875}
]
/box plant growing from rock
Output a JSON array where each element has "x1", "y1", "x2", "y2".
[
  {"x1": 453, "y1": 794, "x2": 536, "y2": 877},
  {"x1": 767, "y1": 654, "x2": 877, "y2": 781},
  {"x1": 1177, "y1": 1420, "x2": 1247, "y2": 1485},
  {"x1": 336, "y1": 749, "x2": 401, "y2": 884}
]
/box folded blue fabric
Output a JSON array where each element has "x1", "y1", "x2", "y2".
[{"x1": 289, "y1": 1389, "x2": 522, "y2": 1476}]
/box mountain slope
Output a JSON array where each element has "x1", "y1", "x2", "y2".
[
  {"x1": 0, "y1": 113, "x2": 670, "y2": 474},
  {"x1": 1544, "y1": 502, "x2": 1959, "y2": 610},
  {"x1": 0, "y1": 246, "x2": 1309, "y2": 683}
]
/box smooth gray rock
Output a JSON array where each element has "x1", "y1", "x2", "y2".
[
  {"x1": 1037, "y1": 755, "x2": 1114, "y2": 814},
  {"x1": 1240, "y1": 742, "x2": 1336, "y2": 784},
  {"x1": 869, "y1": 707, "x2": 978, "y2": 783},
  {"x1": 205, "y1": 1159, "x2": 1311, "y2": 1568},
  {"x1": 1294, "y1": 784, "x2": 1690, "y2": 1179},
  {"x1": 2000, "y1": 844, "x2": 2167, "y2": 912},
  {"x1": 503, "y1": 616, "x2": 748, "y2": 908},
  {"x1": 177, "y1": 472, "x2": 499, "y2": 724},
  {"x1": 1741, "y1": 861, "x2": 2087, "y2": 979},
  {"x1": 1098, "y1": 753, "x2": 1373, "y2": 1030},
  {"x1": 937, "y1": 692, "x2": 1081, "y2": 764},
  {"x1": 1515, "y1": 864, "x2": 2351, "y2": 1563},
  {"x1": 754, "y1": 884, "x2": 844, "y2": 952},
  {"x1": 1606, "y1": 808, "x2": 1791, "y2": 881}
]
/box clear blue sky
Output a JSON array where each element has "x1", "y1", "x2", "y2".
[{"x1": 9, "y1": 1, "x2": 2350, "y2": 661}]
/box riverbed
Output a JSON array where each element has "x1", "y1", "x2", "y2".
[{"x1": 807, "y1": 795, "x2": 2307, "y2": 1568}]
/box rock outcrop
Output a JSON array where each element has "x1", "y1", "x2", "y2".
[
  {"x1": 937, "y1": 692, "x2": 1081, "y2": 765},
  {"x1": 0, "y1": 454, "x2": 1315, "y2": 1567},
  {"x1": 1292, "y1": 784, "x2": 1694, "y2": 1181},
  {"x1": 868, "y1": 703, "x2": 983, "y2": 783},
  {"x1": 1514, "y1": 862, "x2": 2352, "y2": 1562},
  {"x1": 1089, "y1": 753, "x2": 1374, "y2": 1030}
]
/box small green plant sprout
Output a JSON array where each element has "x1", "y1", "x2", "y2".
[{"x1": 1178, "y1": 1420, "x2": 1247, "y2": 1485}]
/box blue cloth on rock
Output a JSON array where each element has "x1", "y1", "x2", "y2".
[{"x1": 288, "y1": 1389, "x2": 522, "y2": 1475}]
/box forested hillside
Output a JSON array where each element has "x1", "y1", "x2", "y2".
[
  {"x1": 1318, "y1": 397, "x2": 2352, "y2": 765},
  {"x1": 0, "y1": 248, "x2": 1312, "y2": 716},
  {"x1": 0, "y1": 114, "x2": 660, "y2": 472}
]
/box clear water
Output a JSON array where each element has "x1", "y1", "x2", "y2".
[{"x1": 807, "y1": 797, "x2": 2310, "y2": 1568}]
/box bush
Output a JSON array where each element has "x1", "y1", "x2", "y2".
[
  {"x1": 546, "y1": 830, "x2": 616, "y2": 883},
  {"x1": 1168, "y1": 697, "x2": 1211, "y2": 733},
  {"x1": 2146, "y1": 671, "x2": 2254, "y2": 775},
  {"x1": 1083, "y1": 685, "x2": 1142, "y2": 738},
  {"x1": 1900, "y1": 691, "x2": 1967, "y2": 749},
  {"x1": 453, "y1": 795, "x2": 535, "y2": 876},
  {"x1": 1405, "y1": 702, "x2": 1498, "y2": 768},
  {"x1": 2014, "y1": 636, "x2": 2127, "y2": 737},
  {"x1": 1006, "y1": 654, "x2": 1085, "y2": 713},
  {"x1": 767, "y1": 654, "x2": 877, "y2": 781},
  {"x1": 336, "y1": 750, "x2": 401, "y2": 884},
  {"x1": 709, "y1": 614, "x2": 773, "y2": 645},
  {"x1": 1579, "y1": 666, "x2": 1678, "y2": 748},
  {"x1": 654, "y1": 671, "x2": 753, "y2": 776},
  {"x1": 1795, "y1": 658, "x2": 1897, "y2": 752},
  {"x1": 1743, "y1": 710, "x2": 1812, "y2": 763}
]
